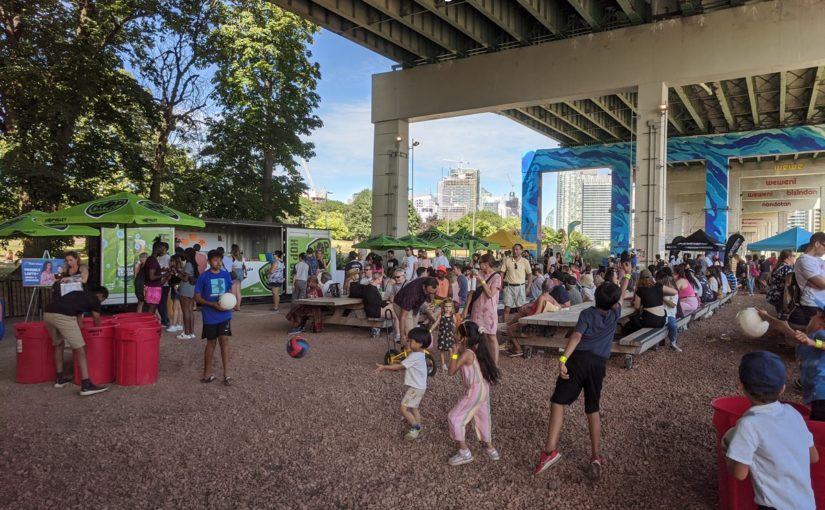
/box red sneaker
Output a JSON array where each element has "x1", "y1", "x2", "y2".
[{"x1": 533, "y1": 450, "x2": 562, "y2": 475}]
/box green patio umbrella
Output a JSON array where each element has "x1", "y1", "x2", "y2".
[
  {"x1": 352, "y1": 234, "x2": 400, "y2": 250},
  {"x1": 40, "y1": 192, "x2": 205, "y2": 305},
  {"x1": 0, "y1": 211, "x2": 100, "y2": 238},
  {"x1": 390, "y1": 234, "x2": 440, "y2": 250},
  {"x1": 453, "y1": 230, "x2": 500, "y2": 252},
  {"x1": 418, "y1": 227, "x2": 464, "y2": 250}
]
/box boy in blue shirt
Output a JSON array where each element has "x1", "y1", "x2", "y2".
[
  {"x1": 195, "y1": 250, "x2": 234, "y2": 386},
  {"x1": 534, "y1": 262, "x2": 632, "y2": 479},
  {"x1": 724, "y1": 351, "x2": 817, "y2": 510}
]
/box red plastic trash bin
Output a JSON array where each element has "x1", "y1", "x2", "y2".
[
  {"x1": 115, "y1": 312, "x2": 157, "y2": 321},
  {"x1": 15, "y1": 322, "x2": 54, "y2": 384},
  {"x1": 115, "y1": 323, "x2": 161, "y2": 386},
  {"x1": 73, "y1": 325, "x2": 116, "y2": 385},
  {"x1": 711, "y1": 396, "x2": 815, "y2": 510}
]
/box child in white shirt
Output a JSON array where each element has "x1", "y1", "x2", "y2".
[{"x1": 376, "y1": 327, "x2": 431, "y2": 440}]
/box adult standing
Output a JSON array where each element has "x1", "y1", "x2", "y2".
[
  {"x1": 415, "y1": 249, "x2": 432, "y2": 272},
  {"x1": 453, "y1": 265, "x2": 468, "y2": 310},
  {"x1": 46, "y1": 286, "x2": 110, "y2": 396},
  {"x1": 315, "y1": 248, "x2": 327, "y2": 274},
  {"x1": 54, "y1": 251, "x2": 89, "y2": 298},
  {"x1": 143, "y1": 242, "x2": 165, "y2": 319},
  {"x1": 393, "y1": 276, "x2": 438, "y2": 347},
  {"x1": 432, "y1": 248, "x2": 450, "y2": 269},
  {"x1": 305, "y1": 247, "x2": 319, "y2": 278},
  {"x1": 400, "y1": 246, "x2": 417, "y2": 281},
  {"x1": 767, "y1": 249, "x2": 796, "y2": 317},
  {"x1": 501, "y1": 243, "x2": 532, "y2": 324},
  {"x1": 230, "y1": 244, "x2": 244, "y2": 311},
  {"x1": 293, "y1": 252, "x2": 309, "y2": 300},
  {"x1": 133, "y1": 252, "x2": 148, "y2": 313},
  {"x1": 268, "y1": 250, "x2": 285, "y2": 311},
  {"x1": 175, "y1": 248, "x2": 198, "y2": 339},
  {"x1": 465, "y1": 254, "x2": 503, "y2": 367},
  {"x1": 386, "y1": 250, "x2": 399, "y2": 274},
  {"x1": 193, "y1": 243, "x2": 208, "y2": 274},
  {"x1": 791, "y1": 232, "x2": 825, "y2": 326},
  {"x1": 344, "y1": 251, "x2": 363, "y2": 273},
  {"x1": 156, "y1": 242, "x2": 172, "y2": 328}
]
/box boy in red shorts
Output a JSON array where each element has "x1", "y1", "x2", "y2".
[{"x1": 533, "y1": 261, "x2": 631, "y2": 479}]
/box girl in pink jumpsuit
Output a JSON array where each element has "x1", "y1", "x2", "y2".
[{"x1": 447, "y1": 321, "x2": 501, "y2": 466}]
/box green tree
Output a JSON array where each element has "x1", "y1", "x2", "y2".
[
  {"x1": 542, "y1": 227, "x2": 564, "y2": 246},
  {"x1": 206, "y1": 0, "x2": 322, "y2": 221},
  {"x1": 348, "y1": 189, "x2": 372, "y2": 240},
  {"x1": 408, "y1": 200, "x2": 421, "y2": 234},
  {"x1": 567, "y1": 230, "x2": 593, "y2": 255},
  {"x1": 312, "y1": 210, "x2": 350, "y2": 239}
]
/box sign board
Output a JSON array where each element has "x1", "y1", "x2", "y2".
[
  {"x1": 101, "y1": 226, "x2": 174, "y2": 304},
  {"x1": 742, "y1": 188, "x2": 820, "y2": 201},
  {"x1": 21, "y1": 258, "x2": 62, "y2": 287},
  {"x1": 176, "y1": 230, "x2": 224, "y2": 251},
  {"x1": 741, "y1": 198, "x2": 820, "y2": 213},
  {"x1": 773, "y1": 162, "x2": 805, "y2": 171},
  {"x1": 285, "y1": 228, "x2": 332, "y2": 292},
  {"x1": 740, "y1": 174, "x2": 824, "y2": 191}
]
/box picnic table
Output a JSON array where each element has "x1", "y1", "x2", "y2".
[
  {"x1": 294, "y1": 297, "x2": 392, "y2": 335},
  {"x1": 516, "y1": 300, "x2": 639, "y2": 366}
]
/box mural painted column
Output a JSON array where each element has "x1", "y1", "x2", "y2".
[
  {"x1": 520, "y1": 151, "x2": 541, "y2": 248},
  {"x1": 704, "y1": 152, "x2": 729, "y2": 243},
  {"x1": 634, "y1": 82, "x2": 669, "y2": 258},
  {"x1": 610, "y1": 160, "x2": 632, "y2": 254}
]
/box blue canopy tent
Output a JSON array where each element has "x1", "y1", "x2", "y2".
[{"x1": 748, "y1": 227, "x2": 813, "y2": 252}]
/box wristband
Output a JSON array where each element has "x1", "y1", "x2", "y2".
[
  {"x1": 451, "y1": 353, "x2": 459, "y2": 360},
  {"x1": 817, "y1": 340, "x2": 823, "y2": 350},
  {"x1": 623, "y1": 274, "x2": 632, "y2": 280},
  {"x1": 559, "y1": 355, "x2": 568, "y2": 364}
]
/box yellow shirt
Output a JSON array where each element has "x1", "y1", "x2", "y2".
[{"x1": 503, "y1": 257, "x2": 531, "y2": 285}]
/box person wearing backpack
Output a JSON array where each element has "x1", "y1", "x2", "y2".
[
  {"x1": 268, "y1": 250, "x2": 285, "y2": 312},
  {"x1": 790, "y1": 232, "x2": 825, "y2": 326}
]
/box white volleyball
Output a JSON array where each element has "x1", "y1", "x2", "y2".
[
  {"x1": 736, "y1": 307, "x2": 769, "y2": 338},
  {"x1": 218, "y1": 293, "x2": 237, "y2": 311}
]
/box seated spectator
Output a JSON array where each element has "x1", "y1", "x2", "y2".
[
  {"x1": 362, "y1": 273, "x2": 399, "y2": 337},
  {"x1": 549, "y1": 272, "x2": 571, "y2": 308},
  {"x1": 319, "y1": 272, "x2": 335, "y2": 297},
  {"x1": 566, "y1": 276, "x2": 583, "y2": 305},
  {"x1": 580, "y1": 274, "x2": 595, "y2": 302},
  {"x1": 287, "y1": 276, "x2": 324, "y2": 333},
  {"x1": 674, "y1": 264, "x2": 700, "y2": 315},
  {"x1": 384, "y1": 269, "x2": 406, "y2": 303},
  {"x1": 623, "y1": 269, "x2": 677, "y2": 335},
  {"x1": 360, "y1": 266, "x2": 374, "y2": 285},
  {"x1": 343, "y1": 268, "x2": 360, "y2": 295},
  {"x1": 528, "y1": 266, "x2": 546, "y2": 301}
]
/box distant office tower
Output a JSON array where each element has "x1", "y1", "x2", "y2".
[
  {"x1": 581, "y1": 182, "x2": 612, "y2": 244},
  {"x1": 437, "y1": 167, "x2": 480, "y2": 222},
  {"x1": 504, "y1": 192, "x2": 520, "y2": 218},
  {"x1": 413, "y1": 195, "x2": 437, "y2": 222},
  {"x1": 556, "y1": 170, "x2": 599, "y2": 230}
]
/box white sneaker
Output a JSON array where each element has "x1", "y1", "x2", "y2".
[
  {"x1": 176, "y1": 333, "x2": 188, "y2": 340},
  {"x1": 441, "y1": 363, "x2": 448, "y2": 371},
  {"x1": 449, "y1": 449, "x2": 474, "y2": 466},
  {"x1": 187, "y1": 334, "x2": 197, "y2": 339},
  {"x1": 165, "y1": 325, "x2": 177, "y2": 332}
]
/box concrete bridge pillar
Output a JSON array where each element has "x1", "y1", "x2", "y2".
[
  {"x1": 633, "y1": 82, "x2": 669, "y2": 259},
  {"x1": 371, "y1": 120, "x2": 409, "y2": 237}
]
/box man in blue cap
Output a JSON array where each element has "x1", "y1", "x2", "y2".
[{"x1": 723, "y1": 351, "x2": 818, "y2": 510}]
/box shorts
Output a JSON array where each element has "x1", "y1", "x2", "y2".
[
  {"x1": 202, "y1": 320, "x2": 232, "y2": 341},
  {"x1": 550, "y1": 351, "x2": 607, "y2": 414},
  {"x1": 401, "y1": 386, "x2": 425, "y2": 408},
  {"x1": 44, "y1": 312, "x2": 85, "y2": 349},
  {"x1": 503, "y1": 284, "x2": 527, "y2": 308},
  {"x1": 145, "y1": 286, "x2": 162, "y2": 305}
]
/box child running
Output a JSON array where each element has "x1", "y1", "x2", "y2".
[
  {"x1": 723, "y1": 351, "x2": 817, "y2": 510},
  {"x1": 375, "y1": 327, "x2": 431, "y2": 440},
  {"x1": 534, "y1": 261, "x2": 632, "y2": 479},
  {"x1": 446, "y1": 321, "x2": 501, "y2": 466},
  {"x1": 194, "y1": 249, "x2": 234, "y2": 386},
  {"x1": 434, "y1": 300, "x2": 457, "y2": 371}
]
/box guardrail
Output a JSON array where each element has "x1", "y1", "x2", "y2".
[{"x1": 0, "y1": 278, "x2": 53, "y2": 319}]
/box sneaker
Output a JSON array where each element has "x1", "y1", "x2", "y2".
[
  {"x1": 448, "y1": 449, "x2": 474, "y2": 466},
  {"x1": 485, "y1": 447, "x2": 501, "y2": 461},
  {"x1": 54, "y1": 375, "x2": 72, "y2": 388},
  {"x1": 588, "y1": 458, "x2": 603, "y2": 480},
  {"x1": 176, "y1": 333, "x2": 189, "y2": 340},
  {"x1": 287, "y1": 326, "x2": 303, "y2": 334},
  {"x1": 670, "y1": 342, "x2": 683, "y2": 353},
  {"x1": 442, "y1": 363, "x2": 448, "y2": 371},
  {"x1": 187, "y1": 334, "x2": 197, "y2": 340},
  {"x1": 79, "y1": 383, "x2": 109, "y2": 396},
  {"x1": 404, "y1": 426, "x2": 422, "y2": 441},
  {"x1": 533, "y1": 450, "x2": 562, "y2": 475},
  {"x1": 272, "y1": 307, "x2": 279, "y2": 312},
  {"x1": 507, "y1": 350, "x2": 524, "y2": 358},
  {"x1": 165, "y1": 325, "x2": 177, "y2": 333}
]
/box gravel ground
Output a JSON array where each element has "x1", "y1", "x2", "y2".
[{"x1": 0, "y1": 294, "x2": 802, "y2": 509}]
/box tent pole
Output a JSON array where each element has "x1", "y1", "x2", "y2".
[{"x1": 124, "y1": 225, "x2": 128, "y2": 307}]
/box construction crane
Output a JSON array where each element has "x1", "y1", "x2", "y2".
[{"x1": 300, "y1": 159, "x2": 329, "y2": 202}]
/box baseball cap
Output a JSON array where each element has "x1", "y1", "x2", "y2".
[
  {"x1": 739, "y1": 351, "x2": 786, "y2": 394},
  {"x1": 639, "y1": 269, "x2": 652, "y2": 279},
  {"x1": 437, "y1": 265, "x2": 447, "y2": 273}
]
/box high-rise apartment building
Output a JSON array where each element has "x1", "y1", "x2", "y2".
[
  {"x1": 557, "y1": 170, "x2": 611, "y2": 241},
  {"x1": 413, "y1": 195, "x2": 437, "y2": 222},
  {"x1": 581, "y1": 182, "x2": 612, "y2": 244},
  {"x1": 437, "y1": 168, "x2": 480, "y2": 222}
]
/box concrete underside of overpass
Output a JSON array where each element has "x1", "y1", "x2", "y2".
[{"x1": 271, "y1": 0, "x2": 825, "y2": 254}]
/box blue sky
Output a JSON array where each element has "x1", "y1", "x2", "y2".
[{"x1": 306, "y1": 30, "x2": 559, "y2": 217}]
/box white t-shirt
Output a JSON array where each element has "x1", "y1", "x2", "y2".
[
  {"x1": 726, "y1": 401, "x2": 815, "y2": 510},
  {"x1": 795, "y1": 254, "x2": 825, "y2": 307},
  {"x1": 221, "y1": 255, "x2": 233, "y2": 274},
  {"x1": 401, "y1": 351, "x2": 427, "y2": 390},
  {"x1": 432, "y1": 255, "x2": 450, "y2": 269},
  {"x1": 294, "y1": 260, "x2": 309, "y2": 282},
  {"x1": 401, "y1": 255, "x2": 417, "y2": 280}
]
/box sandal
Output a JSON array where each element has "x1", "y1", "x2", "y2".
[
  {"x1": 223, "y1": 377, "x2": 233, "y2": 386},
  {"x1": 200, "y1": 375, "x2": 216, "y2": 383}
]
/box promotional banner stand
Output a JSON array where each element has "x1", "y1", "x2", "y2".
[{"x1": 25, "y1": 250, "x2": 51, "y2": 322}]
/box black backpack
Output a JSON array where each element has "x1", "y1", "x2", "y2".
[{"x1": 328, "y1": 282, "x2": 341, "y2": 298}]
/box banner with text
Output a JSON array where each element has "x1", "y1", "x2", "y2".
[
  {"x1": 21, "y1": 258, "x2": 63, "y2": 287},
  {"x1": 740, "y1": 174, "x2": 824, "y2": 191},
  {"x1": 741, "y1": 198, "x2": 820, "y2": 213},
  {"x1": 101, "y1": 226, "x2": 174, "y2": 303},
  {"x1": 742, "y1": 188, "x2": 821, "y2": 201}
]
